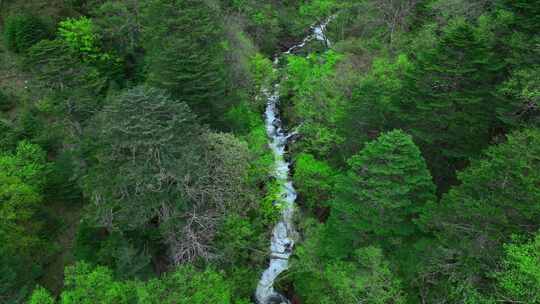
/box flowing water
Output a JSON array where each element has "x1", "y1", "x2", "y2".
[{"x1": 255, "y1": 18, "x2": 333, "y2": 304}]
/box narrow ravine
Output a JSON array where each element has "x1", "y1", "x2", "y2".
[{"x1": 255, "y1": 18, "x2": 333, "y2": 304}]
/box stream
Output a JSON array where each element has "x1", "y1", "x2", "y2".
[{"x1": 255, "y1": 17, "x2": 333, "y2": 304}]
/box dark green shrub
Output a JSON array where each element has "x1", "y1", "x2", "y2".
[
  {"x1": 0, "y1": 90, "x2": 15, "y2": 111},
  {"x1": 4, "y1": 14, "x2": 50, "y2": 53},
  {"x1": 0, "y1": 119, "x2": 17, "y2": 152}
]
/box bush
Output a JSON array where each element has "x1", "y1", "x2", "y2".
[
  {"x1": 0, "y1": 90, "x2": 15, "y2": 111},
  {"x1": 0, "y1": 118, "x2": 16, "y2": 151},
  {"x1": 58, "y1": 17, "x2": 101, "y2": 60},
  {"x1": 4, "y1": 14, "x2": 50, "y2": 53}
]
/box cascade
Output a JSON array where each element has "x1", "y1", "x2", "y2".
[{"x1": 255, "y1": 17, "x2": 333, "y2": 304}]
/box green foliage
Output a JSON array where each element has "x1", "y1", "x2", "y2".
[
  {"x1": 244, "y1": 119, "x2": 273, "y2": 185},
  {"x1": 215, "y1": 214, "x2": 257, "y2": 264},
  {"x1": 284, "y1": 51, "x2": 345, "y2": 158},
  {"x1": 4, "y1": 1, "x2": 540, "y2": 302},
  {"x1": 224, "y1": 101, "x2": 261, "y2": 135},
  {"x1": 497, "y1": 66, "x2": 540, "y2": 127},
  {"x1": 0, "y1": 119, "x2": 17, "y2": 152},
  {"x1": 64, "y1": 0, "x2": 104, "y2": 14},
  {"x1": 260, "y1": 179, "x2": 287, "y2": 224},
  {"x1": 401, "y1": 17, "x2": 507, "y2": 177},
  {"x1": 58, "y1": 16, "x2": 122, "y2": 79},
  {"x1": 30, "y1": 263, "x2": 244, "y2": 304},
  {"x1": 92, "y1": 1, "x2": 142, "y2": 56},
  {"x1": 496, "y1": 232, "x2": 540, "y2": 303},
  {"x1": 249, "y1": 53, "x2": 276, "y2": 98},
  {"x1": 73, "y1": 224, "x2": 153, "y2": 280},
  {"x1": 293, "y1": 223, "x2": 405, "y2": 304},
  {"x1": 340, "y1": 54, "x2": 413, "y2": 157},
  {"x1": 58, "y1": 17, "x2": 101, "y2": 59},
  {"x1": 222, "y1": 0, "x2": 285, "y2": 53},
  {"x1": 0, "y1": 141, "x2": 49, "y2": 253},
  {"x1": 0, "y1": 141, "x2": 49, "y2": 303},
  {"x1": 143, "y1": 0, "x2": 227, "y2": 123},
  {"x1": 26, "y1": 39, "x2": 107, "y2": 123},
  {"x1": 29, "y1": 286, "x2": 55, "y2": 304},
  {"x1": 327, "y1": 130, "x2": 436, "y2": 254},
  {"x1": 499, "y1": 0, "x2": 540, "y2": 32},
  {"x1": 91, "y1": 0, "x2": 144, "y2": 81},
  {"x1": 293, "y1": 153, "x2": 336, "y2": 211},
  {"x1": 0, "y1": 250, "x2": 32, "y2": 304},
  {"x1": 0, "y1": 89, "x2": 15, "y2": 112},
  {"x1": 60, "y1": 262, "x2": 135, "y2": 304},
  {"x1": 428, "y1": 0, "x2": 492, "y2": 21},
  {"x1": 85, "y1": 86, "x2": 258, "y2": 264},
  {"x1": 298, "y1": 0, "x2": 339, "y2": 28},
  {"x1": 419, "y1": 128, "x2": 540, "y2": 301},
  {"x1": 4, "y1": 14, "x2": 50, "y2": 53},
  {"x1": 325, "y1": 0, "x2": 416, "y2": 44},
  {"x1": 84, "y1": 86, "x2": 204, "y2": 230},
  {"x1": 140, "y1": 266, "x2": 235, "y2": 304},
  {"x1": 323, "y1": 247, "x2": 405, "y2": 304},
  {"x1": 26, "y1": 39, "x2": 104, "y2": 91},
  {"x1": 342, "y1": 16, "x2": 514, "y2": 184}
]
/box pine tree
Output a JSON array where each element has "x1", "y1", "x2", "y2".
[
  {"x1": 3, "y1": 14, "x2": 50, "y2": 53},
  {"x1": 498, "y1": 0, "x2": 540, "y2": 33},
  {"x1": 85, "y1": 86, "x2": 255, "y2": 264},
  {"x1": 26, "y1": 39, "x2": 108, "y2": 123},
  {"x1": 399, "y1": 18, "x2": 506, "y2": 184},
  {"x1": 327, "y1": 130, "x2": 436, "y2": 256},
  {"x1": 142, "y1": 0, "x2": 227, "y2": 123},
  {"x1": 418, "y1": 128, "x2": 540, "y2": 302},
  {"x1": 84, "y1": 86, "x2": 205, "y2": 232}
]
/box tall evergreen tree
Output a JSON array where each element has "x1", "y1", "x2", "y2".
[
  {"x1": 400, "y1": 18, "x2": 506, "y2": 184},
  {"x1": 498, "y1": 0, "x2": 540, "y2": 33},
  {"x1": 3, "y1": 14, "x2": 50, "y2": 53},
  {"x1": 418, "y1": 128, "x2": 540, "y2": 302},
  {"x1": 85, "y1": 86, "x2": 256, "y2": 264},
  {"x1": 84, "y1": 86, "x2": 206, "y2": 263},
  {"x1": 326, "y1": 130, "x2": 436, "y2": 257},
  {"x1": 142, "y1": 0, "x2": 227, "y2": 123}
]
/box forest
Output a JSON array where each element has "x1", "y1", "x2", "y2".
[{"x1": 0, "y1": 0, "x2": 539, "y2": 303}]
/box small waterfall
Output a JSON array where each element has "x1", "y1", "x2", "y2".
[{"x1": 255, "y1": 17, "x2": 333, "y2": 304}]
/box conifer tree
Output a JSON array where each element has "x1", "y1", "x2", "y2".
[
  {"x1": 142, "y1": 0, "x2": 227, "y2": 123},
  {"x1": 85, "y1": 86, "x2": 255, "y2": 264},
  {"x1": 84, "y1": 86, "x2": 205, "y2": 231},
  {"x1": 498, "y1": 0, "x2": 540, "y2": 32},
  {"x1": 399, "y1": 18, "x2": 505, "y2": 183},
  {"x1": 327, "y1": 130, "x2": 436, "y2": 255},
  {"x1": 3, "y1": 14, "x2": 50, "y2": 53},
  {"x1": 26, "y1": 39, "x2": 108, "y2": 123},
  {"x1": 418, "y1": 128, "x2": 540, "y2": 302}
]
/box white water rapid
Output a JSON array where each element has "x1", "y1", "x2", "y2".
[{"x1": 255, "y1": 18, "x2": 333, "y2": 304}]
